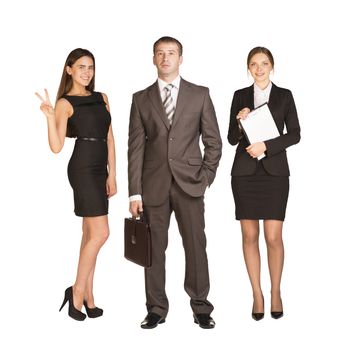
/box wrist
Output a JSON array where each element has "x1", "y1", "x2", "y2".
[{"x1": 129, "y1": 194, "x2": 142, "y2": 202}]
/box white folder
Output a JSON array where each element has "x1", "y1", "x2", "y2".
[{"x1": 239, "y1": 103, "x2": 280, "y2": 160}]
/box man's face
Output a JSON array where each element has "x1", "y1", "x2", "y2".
[{"x1": 153, "y1": 42, "x2": 183, "y2": 80}]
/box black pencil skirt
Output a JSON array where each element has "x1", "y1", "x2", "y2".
[{"x1": 231, "y1": 161, "x2": 289, "y2": 221}]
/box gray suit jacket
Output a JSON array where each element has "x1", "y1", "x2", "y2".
[{"x1": 128, "y1": 78, "x2": 222, "y2": 206}]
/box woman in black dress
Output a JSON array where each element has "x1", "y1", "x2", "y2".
[
  {"x1": 36, "y1": 48, "x2": 117, "y2": 321},
  {"x1": 228, "y1": 47, "x2": 300, "y2": 320}
]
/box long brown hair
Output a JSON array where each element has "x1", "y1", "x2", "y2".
[
  {"x1": 56, "y1": 48, "x2": 95, "y2": 102},
  {"x1": 247, "y1": 47, "x2": 274, "y2": 69}
]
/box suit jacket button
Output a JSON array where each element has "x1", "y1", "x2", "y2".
[{"x1": 169, "y1": 158, "x2": 173, "y2": 161}]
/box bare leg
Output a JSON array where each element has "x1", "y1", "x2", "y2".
[
  {"x1": 72, "y1": 215, "x2": 109, "y2": 310},
  {"x1": 84, "y1": 257, "x2": 97, "y2": 308},
  {"x1": 240, "y1": 220, "x2": 264, "y2": 313},
  {"x1": 80, "y1": 220, "x2": 98, "y2": 308},
  {"x1": 264, "y1": 219, "x2": 284, "y2": 312}
]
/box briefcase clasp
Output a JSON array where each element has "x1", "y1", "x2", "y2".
[{"x1": 131, "y1": 234, "x2": 137, "y2": 245}]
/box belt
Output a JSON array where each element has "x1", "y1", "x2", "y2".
[{"x1": 77, "y1": 137, "x2": 107, "y2": 142}]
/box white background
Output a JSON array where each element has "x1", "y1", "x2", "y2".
[{"x1": 1, "y1": 0, "x2": 351, "y2": 349}]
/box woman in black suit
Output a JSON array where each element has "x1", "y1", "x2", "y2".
[{"x1": 228, "y1": 47, "x2": 300, "y2": 320}]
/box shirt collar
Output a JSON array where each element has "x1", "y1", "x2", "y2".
[
  {"x1": 158, "y1": 75, "x2": 181, "y2": 92},
  {"x1": 254, "y1": 81, "x2": 272, "y2": 96}
]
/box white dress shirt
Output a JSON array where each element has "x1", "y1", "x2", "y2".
[
  {"x1": 129, "y1": 76, "x2": 181, "y2": 202},
  {"x1": 254, "y1": 81, "x2": 272, "y2": 108},
  {"x1": 158, "y1": 75, "x2": 181, "y2": 107}
]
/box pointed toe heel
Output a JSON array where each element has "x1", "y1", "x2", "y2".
[
  {"x1": 252, "y1": 311, "x2": 264, "y2": 321},
  {"x1": 271, "y1": 311, "x2": 284, "y2": 319},
  {"x1": 251, "y1": 295, "x2": 264, "y2": 321},
  {"x1": 271, "y1": 296, "x2": 284, "y2": 319}
]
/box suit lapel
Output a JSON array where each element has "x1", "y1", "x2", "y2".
[
  {"x1": 148, "y1": 81, "x2": 170, "y2": 130},
  {"x1": 268, "y1": 82, "x2": 279, "y2": 111},
  {"x1": 170, "y1": 78, "x2": 188, "y2": 128},
  {"x1": 267, "y1": 83, "x2": 281, "y2": 124},
  {"x1": 246, "y1": 85, "x2": 255, "y2": 110}
]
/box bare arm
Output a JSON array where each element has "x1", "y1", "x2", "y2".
[
  {"x1": 35, "y1": 89, "x2": 72, "y2": 153},
  {"x1": 102, "y1": 93, "x2": 117, "y2": 198}
]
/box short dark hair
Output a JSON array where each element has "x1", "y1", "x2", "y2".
[
  {"x1": 247, "y1": 47, "x2": 274, "y2": 69},
  {"x1": 153, "y1": 36, "x2": 183, "y2": 56}
]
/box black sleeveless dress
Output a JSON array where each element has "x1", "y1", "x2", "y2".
[{"x1": 64, "y1": 92, "x2": 111, "y2": 217}]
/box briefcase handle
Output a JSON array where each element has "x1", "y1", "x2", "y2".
[{"x1": 133, "y1": 211, "x2": 148, "y2": 224}]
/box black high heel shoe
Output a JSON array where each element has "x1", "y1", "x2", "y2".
[
  {"x1": 83, "y1": 301, "x2": 103, "y2": 318},
  {"x1": 252, "y1": 309, "x2": 264, "y2": 321},
  {"x1": 59, "y1": 286, "x2": 86, "y2": 321},
  {"x1": 271, "y1": 297, "x2": 284, "y2": 319},
  {"x1": 271, "y1": 311, "x2": 283, "y2": 319},
  {"x1": 252, "y1": 295, "x2": 264, "y2": 321}
]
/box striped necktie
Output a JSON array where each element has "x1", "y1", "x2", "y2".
[{"x1": 163, "y1": 84, "x2": 175, "y2": 125}]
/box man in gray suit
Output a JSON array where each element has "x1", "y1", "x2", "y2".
[{"x1": 128, "y1": 36, "x2": 222, "y2": 329}]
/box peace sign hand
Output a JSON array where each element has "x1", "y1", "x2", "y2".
[{"x1": 35, "y1": 89, "x2": 55, "y2": 119}]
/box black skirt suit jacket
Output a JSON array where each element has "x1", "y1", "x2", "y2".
[{"x1": 227, "y1": 83, "x2": 301, "y2": 176}]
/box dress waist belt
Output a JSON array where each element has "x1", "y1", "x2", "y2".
[{"x1": 77, "y1": 137, "x2": 107, "y2": 142}]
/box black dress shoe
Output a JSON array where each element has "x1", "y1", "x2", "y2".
[
  {"x1": 141, "y1": 312, "x2": 165, "y2": 329},
  {"x1": 83, "y1": 301, "x2": 103, "y2": 318},
  {"x1": 271, "y1": 311, "x2": 284, "y2": 319},
  {"x1": 193, "y1": 314, "x2": 216, "y2": 329}
]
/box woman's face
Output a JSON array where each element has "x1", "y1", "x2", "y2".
[
  {"x1": 66, "y1": 56, "x2": 94, "y2": 87},
  {"x1": 248, "y1": 53, "x2": 273, "y2": 85}
]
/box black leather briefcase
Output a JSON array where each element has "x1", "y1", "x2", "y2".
[{"x1": 124, "y1": 214, "x2": 152, "y2": 268}]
